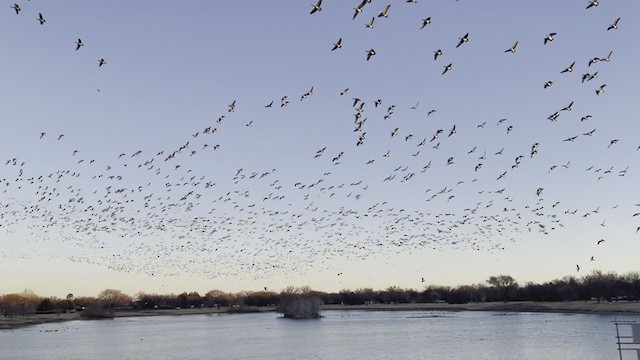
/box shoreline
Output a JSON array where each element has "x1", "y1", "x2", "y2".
[
  {"x1": 322, "y1": 301, "x2": 640, "y2": 315},
  {"x1": 2, "y1": 301, "x2": 639, "y2": 330}
]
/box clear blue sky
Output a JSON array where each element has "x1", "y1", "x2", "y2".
[{"x1": 1, "y1": 1, "x2": 639, "y2": 297}]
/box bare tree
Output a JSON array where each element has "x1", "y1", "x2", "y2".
[
  {"x1": 487, "y1": 275, "x2": 518, "y2": 302},
  {"x1": 276, "y1": 286, "x2": 321, "y2": 319}
]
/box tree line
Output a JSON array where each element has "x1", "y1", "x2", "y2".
[{"x1": 2, "y1": 270, "x2": 639, "y2": 318}]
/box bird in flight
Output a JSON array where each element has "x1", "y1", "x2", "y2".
[
  {"x1": 597, "y1": 239, "x2": 605, "y2": 245},
  {"x1": 365, "y1": 17, "x2": 375, "y2": 29},
  {"x1": 378, "y1": 4, "x2": 391, "y2": 18},
  {"x1": 420, "y1": 17, "x2": 431, "y2": 30},
  {"x1": 607, "y1": 18, "x2": 620, "y2": 31},
  {"x1": 353, "y1": 0, "x2": 370, "y2": 20},
  {"x1": 98, "y1": 58, "x2": 107, "y2": 67},
  {"x1": 586, "y1": 0, "x2": 599, "y2": 9},
  {"x1": 561, "y1": 101, "x2": 574, "y2": 111},
  {"x1": 75, "y1": 39, "x2": 84, "y2": 51},
  {"x1": 561, "y1": 62, "x2": 575, "y2": 73},
  {"x1": 442, "y1": 63, "x2": 452, "y2": 75},
  {"x1": 10, "y1": 3, "x2": 20, "y2": 15},
  {"x1": 434, "y1": 49, "x2": 443, "y2": 60},
  {"x1": 331, "y1": 38, "x2": 342, "y2": 51},
  {"x1": 505, "y1": 41, "x2": 518, "y2": 53},
  {"x1": 596, "y1": 84, "x2": 606, "y2": 95},
  {"x1": 448, "y1": 125, "x2": 456, "y2": 137},
  {"x1": 310, "y1": 0, "x2": 322, "y2": 15},
  {"x1": 456, "y1": 33, "x2": 469, "y2": 48},
  {"x1": 37, "y1": 13, "x2": 45, "y2": 25},
  {"x1": 544, "y1": 33, "x2": 557, "y2": 45},
  {"x1": 366, "y1": 49, "x2": 376, "y2": 61}
]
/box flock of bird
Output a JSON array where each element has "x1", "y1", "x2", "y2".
[{"x1": 1, "y1": 1, "x2": 638, "y2": 286}]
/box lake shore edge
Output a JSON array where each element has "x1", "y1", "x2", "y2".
[{"x1": 2, "y1": 301, "x2": 639, "y2": 330}]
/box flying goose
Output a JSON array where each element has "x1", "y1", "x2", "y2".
[
  {"x1": 353, "y1": 0, "x2": 370, "y2": 20},
  {"x1": 607, "y1": 18, "x2": 620, "y2": 31},
  {"x1": 331, "y1": 38, "x2": 342, "y2": 51},
  {"x1": 560, "y1": 62, "x2": 575, "y2": 73},
  {"x1": 366, "y1": 17, "x2": 375, "y2": 29},
  {"x1": 366, "y1": 49, "x2": 376, "y2": 61},
  {"x1": 378, "y1": 4, "x2": 391, "y2": 18},
  {"x1": 504, "y1": 41, "x2": 518, "y2": 53},
  {"x1": 544, "y1": 33, "x2": 557, "y2": 45},
  {"x1": 560, "y1": 101, "x2": 574, "y2": 111},
  {"x1": 310, "y1": 0, "x2": 322, "y2": 14},
  {"x1": 456, "y1": 33, "x2": 469, "y2": 48},
  {"x1": 420, "y1": 17, "x2": 431, "y2": 30}
]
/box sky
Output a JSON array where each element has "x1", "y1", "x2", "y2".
[{"x1": 1, "y1": 1, "x2": 640, "y2": 298}]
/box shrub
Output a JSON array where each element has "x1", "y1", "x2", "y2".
[
  {"x1": 80, "y1": 301, "x2": 114, "y2": 319},
  {"x1": 276, "y1": 287, "x2": 321, "y2": 319}
]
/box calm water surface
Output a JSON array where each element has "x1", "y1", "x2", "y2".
[{"x1": 0, "y1": 310, "x2": 635, "y2": 360}]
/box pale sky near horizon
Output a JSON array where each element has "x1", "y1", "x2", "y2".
[{"x1": 1, "y1": 1, "x2": 640, "y2": 298}]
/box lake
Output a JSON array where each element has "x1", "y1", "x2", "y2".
[{"x1": 0, "y1": 310, "x2": 636, "y2": 359}]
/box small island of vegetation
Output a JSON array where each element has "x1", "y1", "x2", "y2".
[{"x1": 276, "y1": 286, "x2": 322, "y2": 319}]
